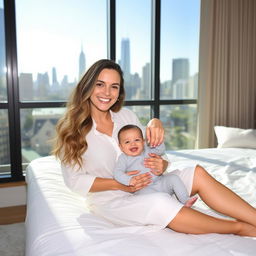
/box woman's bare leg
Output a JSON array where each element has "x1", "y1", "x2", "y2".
[
  {"x1": 191, "y1": 165, "x2": 256, "y2": 227},
  {"x1": 168, "y1": 207, "x2": 256, "y2": 236}
]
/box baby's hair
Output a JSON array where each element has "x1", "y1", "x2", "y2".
[{"x1": 118, "y1": 125, "x2": 143, "y2": 142}]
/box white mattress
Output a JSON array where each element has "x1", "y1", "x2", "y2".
[{"x1": 25, "y1": 148, "x2": 256, "y2": 256}]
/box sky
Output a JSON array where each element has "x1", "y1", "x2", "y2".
[{"x1": 9, "y1": 0, "x2": 200, "y2": 83}]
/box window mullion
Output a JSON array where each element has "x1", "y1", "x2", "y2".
[
  {"x1": 107, "y1": 0, "x2": 116, "y2": 61},
  {"x1": 151, "y1": 0, "x2": 161, "y2": 118},
  {"x1": 4, "y1": 0, "x2": 23, "y2": 180}
]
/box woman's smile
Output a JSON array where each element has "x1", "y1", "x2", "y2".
[{"x1": 97, "y1": 97, "x2": 111, "y2": 103}]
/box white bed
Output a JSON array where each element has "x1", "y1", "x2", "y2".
[{"x1": 25, "y1": 148, "x2": 256, "y2": 256}]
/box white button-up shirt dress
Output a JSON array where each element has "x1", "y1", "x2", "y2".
[{"x1": 61, "y1": 108, "x2": 196, "y2": 229}]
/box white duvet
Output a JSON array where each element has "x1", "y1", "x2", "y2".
[{"x1": 25, "y1": 148, "x2": 256, "y2": 256}]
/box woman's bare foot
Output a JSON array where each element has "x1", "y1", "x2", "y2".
[{"x1": 185, "y1": 196, "x2": 198, "y2": 208}]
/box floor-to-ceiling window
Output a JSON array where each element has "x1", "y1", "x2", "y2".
[
  {"x1": 0, "y1": 0, "x2": 200, "y2": 182},
  {"x1": 160, "y1": 0, "x2": 200, "y2": 149}
]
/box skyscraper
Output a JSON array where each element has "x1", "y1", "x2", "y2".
[
  {"x1": 51, "y1": 67, "x2": 59, "y2": 92},
  {"x1": 52, "y1": 67, "x2": 58, "y2": 84},
  {"x1": 172, "y1": 58, "x2": 189, "y2": 85},
  {"x1": 19, "y1": 73, "x2": 33, "y2": 100},
  {"x1": 78, "y1": 45, "x2": 86, "y2": 80},
  {"x1": 120, "y1": 38, "x2": 131, "y2": 81},
  {"x1": 172, "y1": 58, "x2": 190, "y2": 99},
  {"x1": 36, "y1": 72, "x2": 49, "y2": 99},
  {"x1": 142, "y1": 62, "x2": 150, "y2": 99}
]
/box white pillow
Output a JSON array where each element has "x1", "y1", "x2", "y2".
[{"x1": 214, "y1": 126, "x2": 256, "y2": 149}]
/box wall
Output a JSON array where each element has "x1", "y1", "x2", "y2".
[
  {"x1": 0, "y1": 185, "x2": 26, "y2": 207},
  {"x1": 0, "y1": 183, "x2": 27, "y2": 224}
]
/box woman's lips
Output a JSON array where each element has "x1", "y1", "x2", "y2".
[{"x1": 98, "y1": 97, "x2": 111, "y2": 103}]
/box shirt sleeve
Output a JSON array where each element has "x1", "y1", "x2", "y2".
[
  {"x1": 61, "y1": 163, "x2": 96, "y2": 197},
  {"x1": 113, "y1": 154, "x2": 131, "y2": 186}
]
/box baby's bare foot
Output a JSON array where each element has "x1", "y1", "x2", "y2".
[{"x1": 185, "y1": 196, "x2": 198, "y2": 208}]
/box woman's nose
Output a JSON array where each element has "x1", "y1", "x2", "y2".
[{"x1": 104, "y1": 85, "x2": 110, "y2": 95}]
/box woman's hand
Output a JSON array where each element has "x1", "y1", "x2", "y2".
[
  {"x1": 146, "y1": 118, "x2": 164, "y2": 147},
  {"x1": 123, "y1": 170, "x2": 152, "y2": 193},
  {"x1": 144, "y1": 153, "x2": 169, "y2": 176}
]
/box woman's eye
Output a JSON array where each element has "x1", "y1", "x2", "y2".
[
  {"x1": 135, "y1": 139, "x2": 141, "y2": 142},
  {"x1": 112, "y1": 85, "x2": 120, "y2": 89},
  {"x1": 96, "y1": 83, "x2": 103, "y2": 87}
]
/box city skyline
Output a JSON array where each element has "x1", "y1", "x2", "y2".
[
  {"x1": 10, "y1": 0, "x2": 200, "y2": 83},
  {"x1": 16, "y1": 37, "x2": 198, "y2": 103},
  {"x1": 14, "y1": 35, "x2": 199, "y2": 87}
]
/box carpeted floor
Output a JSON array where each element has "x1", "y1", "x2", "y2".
[{"x1": 0, "y1": 222, "x2": 25, "y2": 256}]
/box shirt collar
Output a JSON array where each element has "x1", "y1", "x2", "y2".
[{"x1": 91, "y1": 110, "x2": 120, "y2": 136}]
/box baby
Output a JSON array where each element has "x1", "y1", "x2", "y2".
[{"x1": 114, "y1": 124, "x2": 198, "y2": 207}]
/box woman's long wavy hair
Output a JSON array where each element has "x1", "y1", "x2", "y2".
[{"x1": 52, "y1": 59, "x2": 125, "y2": 168}]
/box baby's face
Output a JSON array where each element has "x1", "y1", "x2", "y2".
[{"x1": 119, "y1": 128, "x2": 145, "y2": 157}]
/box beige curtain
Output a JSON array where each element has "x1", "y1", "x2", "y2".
[{"x1": 197, "y1": 0, "x2": 256, "y2": 148}]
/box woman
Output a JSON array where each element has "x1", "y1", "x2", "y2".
[{"x1": 53, "y1": 59, "x2": 256, "y2": 236}]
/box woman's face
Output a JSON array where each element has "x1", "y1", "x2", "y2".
[{"x1": 90, "y1": 68, "x2": 121, "y2": 113}]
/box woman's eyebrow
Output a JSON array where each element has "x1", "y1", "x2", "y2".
[
  {"x1": 96, "y1": 79, "x2": 120, "y2": 86},
  {"x1": 112, "y1": 83, "x2": 120, "y2": 86},
  {"x1": 96, "y1": 79, "x2": 105, "y2": 83}
]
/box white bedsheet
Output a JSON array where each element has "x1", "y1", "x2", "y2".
[{"x1": 25, "y1": 148, "x2": 256, "y2": 256}]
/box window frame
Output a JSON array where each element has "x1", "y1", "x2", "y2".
[{"x1": 1, "y1": 0, "x2": 197, "y2": 183}]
